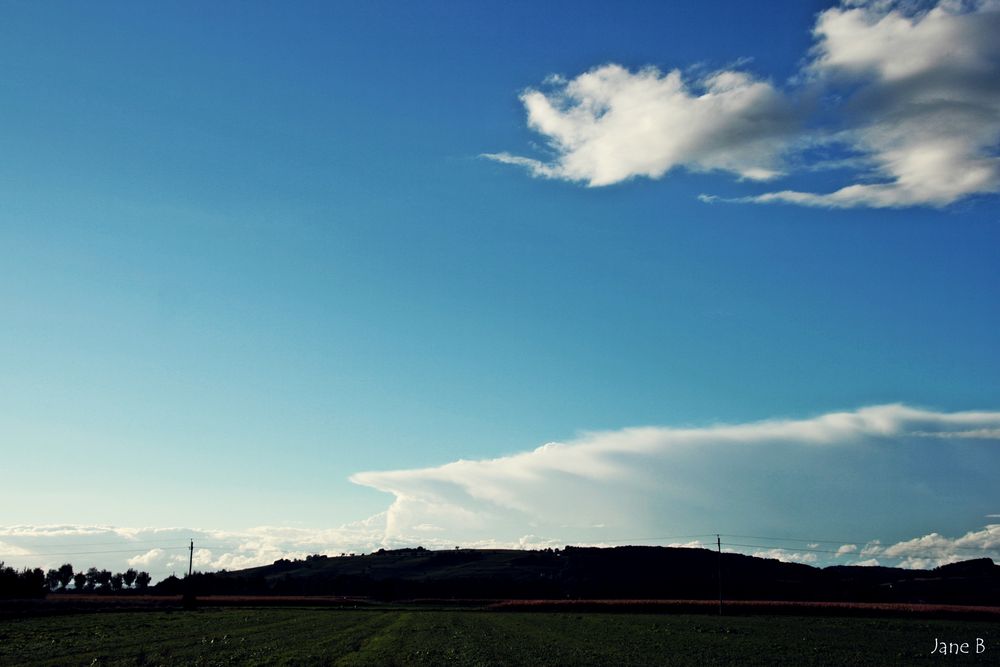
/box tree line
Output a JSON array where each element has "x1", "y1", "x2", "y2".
[{"x1": 0, "y1": 562, "x2": 152, "y2": 598}]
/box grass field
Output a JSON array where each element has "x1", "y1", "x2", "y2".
[{"x1": 2, "y1": 608, "x2": 998, "y2": 666}]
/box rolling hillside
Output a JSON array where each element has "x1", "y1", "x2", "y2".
[{"x1": 154, "y1": 546, "x2": 1000, "y2": 605}]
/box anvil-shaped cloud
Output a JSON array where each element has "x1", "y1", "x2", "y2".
[
  {"x1": 3, "y1": 406, "x2": 998, "y2": 578},
  {"x1": 351, "y1": 405, "x2": 1000, "y2": 547}
]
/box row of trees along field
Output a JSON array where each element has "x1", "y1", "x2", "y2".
[{"x1": 0, "y1": 562, "x2": 152, "y2": 598}]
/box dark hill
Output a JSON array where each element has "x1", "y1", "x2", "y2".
[{"x1": 156, "y1": 546, "x2": 1000, "y2": 605}]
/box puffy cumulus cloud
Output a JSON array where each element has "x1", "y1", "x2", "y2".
[
  {"x1": 749, "y1": 0, "x2": 1000, "y2": 208},
  {"x1": 351, "y1": 405, "x2": 1000, "y2": 556},
  {"x1": 127, "y1": 549, "x2": 166, "y2": 569},
  {"x1": 483, "y1": 64, "x2": 795, "y2": 186},
  {"x1": 749, "y1": 548, "x2": 821, "y2": 564},
  {"x1": 491, "y1": 1, "x2": 1000, "y2": 209},
  {"x1": 857, "y1": 524, "x2": 1000, "y2": 568},
  {"x1": 853, "y1": 558, "x2": 882, "y2": 566}
]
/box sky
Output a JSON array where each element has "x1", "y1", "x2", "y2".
[{"x1": 2, "y1": 0, "x2": 999, "y2": 581}]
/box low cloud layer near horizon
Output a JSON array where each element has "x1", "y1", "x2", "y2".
[
  {"x1": 350, "y1": 404, "x2": 1000, "y2": 556},
  {"x1": 485, "y1": 0, "x2": 1000, "y2": 208},
  {"x1": 3, "y1": 405, "x2": 999, "y2": 578}
]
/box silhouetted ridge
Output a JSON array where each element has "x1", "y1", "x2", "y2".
[{"x1": 154, "y1": 546, "x2": 1000, "y2": 605}]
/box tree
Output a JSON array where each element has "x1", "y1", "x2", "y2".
[
  {"x1": 57, "y1": 563, "x2": 74, "y2": 591},
  {"x1": 73, "y1": 572, "x2": 86, "y2": 591},
  {"x1": 135, "y1": 571, "x2": 152, "y2": 591},
  {"x1": 123, "y1": 568, "x2": 137, "y2": 589},
  {"x1": 0, "y1": 565, "x2": 48, "y2": 598},
  {"x1": 24, "y1": 568, "x2": 46, "y2": 597},
  {"x1": 84, "y1": 567, "x2": 100, "y2": 592},
  {"x1": 0, "y1": 563, "x2": 17, "y2": 597},
  {"x1": 46, "y1": 568, "x2": 60, "y2": 591},
  {"x1": 110, "y1": 573, "x2": 123, "y2": 593},
  {"x1": 96, "y1": 569, "x2": 112, "y2": 591}
]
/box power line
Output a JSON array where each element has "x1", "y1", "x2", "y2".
[
  {"x1": 726, "y1": 542, "x2": 857, "y2": 556},
  {"x1": 0, "y1": 547, "x2": 190, "y2": 558},
  {"x1": 0, "y1": 538, "x2": 198, "y2": 548},
  {"x1": 0, "y1": 544, "x2": 257, "y2": 563},
  {"x1": 589, "y1": 533, "x2": 719, "y2": 543},
  {"x1": 723, "y1": 534, "x2": 868, "y2": 545}
]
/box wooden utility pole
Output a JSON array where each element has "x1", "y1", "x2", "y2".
[
  {"x1": 717, "y1": 534, "x2": 723, "y2": 616},
  {"x1": 183, "y1": 539, "x2": 196, "y2": 610}
]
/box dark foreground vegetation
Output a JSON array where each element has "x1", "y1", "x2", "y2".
[
  {"x1": 2, "y1": 608, "x2": 997, "y2": 666},
  {"x1": 152, "y1": 546, "x2": 1000, "y2": 606}
]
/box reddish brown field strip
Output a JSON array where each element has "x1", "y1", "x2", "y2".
[
  {"x1": 4, "y1": 595, "x2": 999, "y2": 621},
  {"x1": 486, "y1": 598, "x2": 1000, "y2": 619}
]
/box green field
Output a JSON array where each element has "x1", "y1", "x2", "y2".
[{"x1": 2, "y1": 609, "x2": 997, "y2": 666}]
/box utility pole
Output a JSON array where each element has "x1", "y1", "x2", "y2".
[
  {"x1": 183, "y1": 539, "x2": 196, "y2": 610},
  {"x1": 717, "y1": 534, "x2": 723, "y2": 616}
]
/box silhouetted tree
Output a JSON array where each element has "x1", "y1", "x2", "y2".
[
  {"x1": 25, "y1": 567, "x2": 46, "y2": 596},
  {"x1": 0, "y1": 562, "x2": 15, "y2": 596},
  {"x1": 85, "y1": 567, "x2": 100, "y2": 591},
  {"x1": 96, "y1": 569, "x2": 112, "y2": 592},
  {"x1": 46, "y1": 568, "x2": 60, "y2": 591},
  {"x1": 57, "y1": 563, "x2": 74, "y2": 591},
  {"x1": 110, "y1": 572, "x2": 123, "y2": 592},
  {"x1": 73, "y1": 571, "x2": 86, "y2": 591},
  {"x1": 1, "y1": 564, "x2": 47, "y2": 598},
  {"x1": 135, "y1": 571, "x2": 151, "y2": 591},
  {"x1": 123, "y1": 568, "x2": 137, "y2": 589}
]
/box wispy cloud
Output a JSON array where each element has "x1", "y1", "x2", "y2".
[{"x1": 489, "y1": 0, "x2": 1000, "y2": 209}]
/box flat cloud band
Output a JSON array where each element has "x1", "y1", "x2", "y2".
[{"x1": 3, "y1": 405, "x2": 998, "y2": 575}]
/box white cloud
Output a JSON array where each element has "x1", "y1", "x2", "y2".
[
  {"x1": 853, "y1": 558, "x2": 881, "y2": 566},
  {"x1": 491, "y1": 1, "x2": 1000, "y2": 209},
  {"x1": 352, "y1": 404, "x2": 1000, "y2": 551},
  {"x1": 809, "y1": 0, "x2": 996, "y2": 82},
  {"x1": 867, "y1": 524, "x2": 1000, "y2": 568},
  {"x1": 484, "y1": 64, "x2": 794, "y2": 186},
  {"x1": 860, "y1": 540, "x2": 883, "y2": 558},
  {"x1": 0, "y1": 524, "x2": 391, "y2": 580},
  {"x1": 3, "y1": 406, "x2": 999, "y2": 575},
  {"x1": 750, "y1": 548, "x2": 820, "y2": 564},
  {"x1": 127, "y1": 549, "x2": 165, "y2": 568},
  {"x1": 748, "y1": 0, "x2": 1000, "y2": 208}
]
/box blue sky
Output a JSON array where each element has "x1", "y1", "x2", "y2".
[{"x1": 2, "y1": 0, "x2": 999, "y2": 577}]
